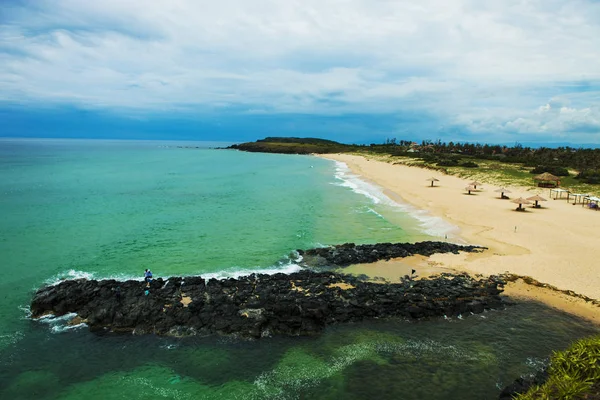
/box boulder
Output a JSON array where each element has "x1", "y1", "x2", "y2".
[{"x1": 298, "y1": 241, "x2": 486, "y2": 267}]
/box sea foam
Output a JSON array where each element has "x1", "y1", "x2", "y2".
[
  {"x1": 332, "y1": 161, "x2": 460, "y2": 239},
  {"x1": 43, "y1": 256, "x2": 304, "y2": 289},
  {"x1": 253, "y1": 338, "x2": 493, "y2": 399},
  {"x1": 44, "y1": 269, "x2": 144, "y2": 287},
  {"x1": 197, "y1": 262, "x2": 303, "y2": 281},
  {"x1": 0, "y1": 331, "x2": 24, "y2": 348}
]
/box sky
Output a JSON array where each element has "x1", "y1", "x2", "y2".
[{"x1": 1, "y1": 0, "x2": 599, "y2": 145}]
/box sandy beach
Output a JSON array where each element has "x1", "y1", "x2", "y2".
[{"x1": 322, "y1": 153, "x2": 600, "y2": 322}]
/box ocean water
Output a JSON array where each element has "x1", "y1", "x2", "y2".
[{"x1": 0, "y1": 138, "x2": 597, "y2": 399}]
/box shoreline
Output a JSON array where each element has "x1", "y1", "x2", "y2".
[
  {"x1": 338, "y1": 257, "x2": 600, "y2": 325},
  {"x1": 320, "y1": 153, "x2": 600, "y2": 324}
]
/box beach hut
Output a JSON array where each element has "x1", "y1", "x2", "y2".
[
  {"x1": 426, "y1": 177, "x2": 439, "y2": 187},
  {"x1": 468, "y1": 180, "x2": 482, "y2": 189},
  {"x1": 533, "y1": 172, "x2": 560, "y2": 188},
  {"x1": 511, "y1": 197, "x2": 532, "y2": 211},
  {"x1": 494, "y1": 187, "x2": 511, "y2": 199},
  {"x1": 465, "y1": 185, "x2": 476, "y2": 195},
  {"x1": 526, "y1": 195, "x2": 547, "y2": 208}
]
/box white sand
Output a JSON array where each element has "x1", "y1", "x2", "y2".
[{"x1": 321, "y1": 154, "x2": 600, "y2": 302}]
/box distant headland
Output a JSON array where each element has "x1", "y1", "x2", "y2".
[{"x1": 229, "y1": 137, "x2": 600, "y2": 185}]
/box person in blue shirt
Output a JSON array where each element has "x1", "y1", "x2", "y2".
[{"x1": 144, "y1": 269, "x2": 153, "y2": 288}]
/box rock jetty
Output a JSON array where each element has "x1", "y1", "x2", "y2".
[
  {"x1": 299, "y1": 241, "x2": 486, "y2": 267},
  {"x1": 31, "y1": 270, "x2": 506, "y2": 339}
]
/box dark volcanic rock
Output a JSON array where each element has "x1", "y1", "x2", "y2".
[
  {"x1": 31, "y1": 271, "x2": 506, "y2": 339},
  {"x1": 298, "y1": 241, "x2": 486, "y2": 267},
  {"x1": 499, "y1": 368, "x2": 549, "y2": 399}
]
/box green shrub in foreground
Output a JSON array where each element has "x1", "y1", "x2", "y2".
[{"x1": 516, "y1": 335, "x2": 600, "y2": 399}]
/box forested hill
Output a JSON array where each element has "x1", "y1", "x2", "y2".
[
  {"x1": 228, "y1": 137, "x2": 354, "y2": 154},
  {"x1": 257, "y1": 137, "x2": 340, "y2": 145}
]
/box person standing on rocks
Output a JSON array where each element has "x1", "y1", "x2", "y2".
[{"x1": 144, "y1": 269, "x2": 153, "y2": 288}]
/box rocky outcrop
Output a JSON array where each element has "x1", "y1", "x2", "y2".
[
  {"x1": 299, "y1": 241, "x2": 486, "y2": 267},
  {"x1": 31, "y1": 270, "x2": 506, "y2": 339},
  {"x1": 499, "y1": 369, "x2": 549, "y2": 399}
]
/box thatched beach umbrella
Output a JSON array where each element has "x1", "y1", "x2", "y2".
[
  {"x1": 494, "y1": 187, "x2": 511, "y2": 199},
  {"x1": 511, "y1": 197, "x2": 532, "y2": 211},
  {"x1": 533, "y1": 172, "x2": 560, "y2": 188},
  {"x1": 426, "y1": 177, "x2": 439, "y2": 187},
  {"x1": 469, "y1": 180, "x2": 482, "y2": 189},
  {"x1": 527, "y1": 195, "x2": 547, "y2": 208},
  {"x1": 465, "y1": 185, "x2": 476, "y2": 195}
]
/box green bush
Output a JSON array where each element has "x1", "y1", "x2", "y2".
[
  {"x1": 418, "y1": 154, "x2": 439, "y2": 163},
  {"x1": 437, "y1": 159, "x2": 460, "y2": 167},
  {"x1": 461, "y1": 161, "x2": 479, "y2": 168},
  {"x1": 575, "y1": 170, "x2": 600, "y2": 184},
  {"x1": 516, "y1": 335, "x2": 600, "y2": 399}
]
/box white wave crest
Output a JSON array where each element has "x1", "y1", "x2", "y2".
[
  {"x1": 332, "y1": 161, "x2": 382, "y2": 204},
  {"x1": 51, "y1": 323, "x2": 87, "y2": 334},
  {"x1": 45, "y1": 269, "x2": 95, "y2": 286},
  {"x1": 44, "y1": 269, "x2": 147, "y2": 287},
  {"x1": 37, "y1": 312, "x2": 78, "y2": 324},
  {"x1": 200, "y1": 263, "x2": 303, "y2": 281},
  {"x1": 35, "y1": 312, "x2": 88, "y2": 333},
  {"x1": 366, "y1": 207, "x2": 384, "y2": 219},
  {"x1": 332, "y1": 160, "x2": 460, "y2": 239},
  {"x1": 404, "y1": 205, "x2": 461, "y2": 239},
  {"x1": 18, "y1": 305, "x2": 32, "y2": 320},
  {"x1": 41, "y1": 256, "x2": 306, "y2": 291}
]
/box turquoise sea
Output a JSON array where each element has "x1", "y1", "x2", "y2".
[{"x1": 0, "y1": 138, "x2": 597, "y2": 399}]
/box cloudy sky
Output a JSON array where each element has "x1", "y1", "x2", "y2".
[{"x1": 1, "y1": 0, "x2": 599, "y2": 144}]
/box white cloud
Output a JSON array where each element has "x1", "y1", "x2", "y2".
[
  {"x1": 454, "y1": 96, "x2": 600, "y2": 143},
  {"x1": 1, "y1": 0, "x2": 600, "y2": 141}
]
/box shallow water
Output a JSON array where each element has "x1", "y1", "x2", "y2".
[
  {"x1": 1, "y1": 301, "x2": 597, "y2": 399},
  {"x1": 0, "y1": 139, "x2": 429, "y2": 344},
  {"x1": 0, "y1": 139, "x2": 597, "y2": 399}
]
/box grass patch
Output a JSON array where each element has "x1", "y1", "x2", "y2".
[{"x1": 371, "y1": 155, "x2": 600, "y2": 197}]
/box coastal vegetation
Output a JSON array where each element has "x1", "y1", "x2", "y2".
[
  {"x1": 515, "y1": 334, "x2": 600, "y2": 399},
  {"x1": 229, "y1": 137, "x2": 600, "y2": 195},
  {"x1": 229, "y1": 137, "x2": 349, "y2": 154}
]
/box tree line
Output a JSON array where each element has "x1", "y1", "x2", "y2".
[
  {"x1": 229, "y1": 137, "x2": 600, "y2": 184},
  {"x1": 376, "y1": 139, "x2": 600, "y2": 183}
]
